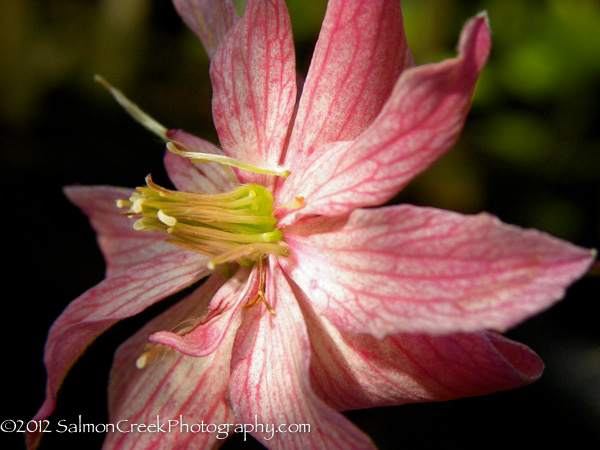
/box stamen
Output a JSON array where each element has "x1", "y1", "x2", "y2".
[
  {"x1": 206, "y1": 242, "x2": 289, "y2": 270},
  {"x1": 119, "y1": 175, "x2": 288, "y2": 269},
  {"x1": 167, "y1": 142, "x2": 291, "y2": 178},
  {"x1": 171, "y1": 317, "x2": 202, "y2": 336},
  {"x1": 131, "y1": 198, "x2": 144, "y2": 214},
  {"x1": 276, "y1": 196, "x2": 305, "y2": 211},
  {"x1": 243, "y1": 258, "x2": 276, "y2": 315}
]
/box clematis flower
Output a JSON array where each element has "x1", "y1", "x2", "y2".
[{"x1": 32, "y1": 0, "x2": 594, "y2": 448}]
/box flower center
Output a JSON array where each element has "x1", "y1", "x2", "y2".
[{"x1": 117, "y1": 175, "x2": 289, "y2": 269}]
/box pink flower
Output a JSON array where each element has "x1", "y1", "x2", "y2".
[{"x1": 32, "y1": 0, "x2": 594, "y2": 448}]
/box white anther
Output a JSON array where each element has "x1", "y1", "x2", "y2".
[
  {"x1": 136, "y1": 352, "x2": 149, "y2": 369},
  {"x1": 158, "y1": 210, "x2": 177, "y2": 227},
  {"x1": 131, "y1": 198, "x2": 144, "y2": 214}
]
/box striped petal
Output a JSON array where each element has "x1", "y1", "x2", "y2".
[
  {"x1": 229, "y1": 259, "x2": 375, "y2": 449},
  {"x1": 106, "y1": 273, "x2": 237, "y2": 448},
  {"x1": 32, "y1": 250, "x2": 210, "y2": 428},
  {"x1": 210, "y1": 0, "x2": 296, "y2": 185},
  {"x1": 277, "y1": 14, "x2": 490, "y2": 219},
  {"x1": 150, "y1": 266, "x2": 255, "y2": 356},
  {"x1": 282, "y1": 205, "x2": 594, "y2": 338},
  {"x1": 285, "y1": 0, "x2": 413, "y2": 170},
  {"x1": 64, "y1": 186, "x2": 178, "y2": 277},
  {"x1": 173, "y1": 0, "x2": 238, "y2": 58},
  {"x1": 304, "y1": 303, "x2": 543, "y2": 410}
]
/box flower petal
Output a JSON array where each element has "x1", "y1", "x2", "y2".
[
  {"x1": 150, "y1": 266, "x2": 255, "y2": 356},
  {"x1": 210, "y1": 0, "x2": 296, "y2": 185},
  {"x1": 285, "y1": 0, "x2": 413, "y2": 169},
  {"x1": 64, "y1": 185, "x2": 179, "y2": 277},
  {"x1": 32, "y1": 250, "x2": 210, "y2": 426},
  {"x1": 106, "y1": 273, "x2": 237, "y2": 448},
  {"x1": 165, "y1": 129, "x2": 237, "y2": 194},
  {"x1": 282, "y1": 205, "x2": 594, "y2": 338},
  {"x1": 173, "y1": 0, "x2": 238, "y2": 58},
  {"x1": 303, "y1": 302, "x2": 543, "y2": 410},
  {"x1": 229, "y1": 258, "x2": 375, "y2": 449},
  {"x1": 277, "y1": 14, "x2": 491, "y2": 218}
]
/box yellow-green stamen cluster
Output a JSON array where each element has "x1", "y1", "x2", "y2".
[{"x1": 117, "y1": 175, "x2": 289, "y2": 268}]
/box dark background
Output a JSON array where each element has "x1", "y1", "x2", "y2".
[{"x1": 2, "y1": 0, "x2": 599, "y2": 448}]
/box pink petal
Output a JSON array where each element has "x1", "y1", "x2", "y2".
[
  {"x1": 106, "y1": 273, "x2": 237, "y2": 448},
  {"x1": 32, "y1": 250, "x2": 210, "y2": 426},
  {"x1": 165, "y1": 129, "x2": 237, "y2": 193},
  {"x1": 303, "y1": 301, "x2": 543, "y2": 410},
  {"x1": 229, "y1": 258, "x2": 375, "y2": 449},
  {"x1": 277, "y1": 14, "x2": 491, "y2": 219},
  {"x1": 285, "y1": 0, "x2": 413, "y2": 170},
  {"x1": 173, "y1": 0, "x2": 238, "y2": 58},
  {"x1": 64, "y1": 185, "x2": 179, "y2": 277},
  {"x1": 210, "y1": 0, "x2": 296, "y2": 186},
  {"x1": 150, "y1": 266, "x2": 255, "y2": 356},
  {"x1": 282, "y1": 205, "x2": 594, "y2": 338}
]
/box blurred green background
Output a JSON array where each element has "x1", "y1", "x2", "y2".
[{"x1": 1, "y1": 0, "x2": 598, "y2": 449}]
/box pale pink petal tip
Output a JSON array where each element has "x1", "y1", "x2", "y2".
[
  {"x1": 173, "y1": 0, "x2": 238, "y2": 58},
  {"x1": 462, "y1": 11, "x2": 491, "y2": 71},
  {"x1": 488, "y1": 333, "x2": 544, "y2": 382}
]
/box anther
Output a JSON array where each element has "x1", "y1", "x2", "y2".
[
  {"x1": 131, "y1": 198, "x2": 144, "y2": 214},
  {"x1": 157, "y1": 210, "x2": 177, "y2": 227},
  {"x1": 136, "y1": 352, "x2": 151, "y2": 369},
  {"x1": 135, "y1": 344, "x2": 169, "y2": 369}
]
